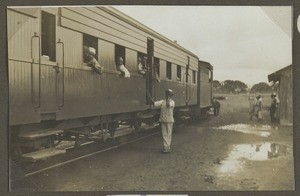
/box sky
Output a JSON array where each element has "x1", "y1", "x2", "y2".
[{"x1": 113, "y1": 6, "x2": 292, "y2": 87}]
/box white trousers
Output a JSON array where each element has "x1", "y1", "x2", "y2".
[{"x1": 161, "y1": 122, "x2": 173, "y2": 150}]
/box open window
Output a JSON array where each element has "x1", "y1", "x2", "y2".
[
  {"x1": 115, "y1": 44, "x2": 125, "y2": 66},
  {"x1": 82, "y1": 34, "x2": 103, "y2": 74},
  {"x1": 177, "y1": 65, "x2": 181, "y2": 82},
  {"x1": 83, "y1": 34, "x2": 98, "y2": 62},
  {"x1": 115, "y1": 44, "x2": 130, "y2": 77},
  {"x1": 192, "y1": 70, "x2": 196, "y2": 84},
  {"x1": 209, "y1": 70, "x2": 212, "y2": 82},
  {"x1": 41, "y1": 11, "x2": 56, "y2": 61},
  {"x1": 154, "y1": 57, "x2": 160, "y2": 77},
  {"x1": 137, "y1": 52, "x2": 146, "y2": 60},
  {"x1": 166, "y1": 61, "x2": 172, "y2": 80},
  {"x1": 137, "y1": 52, "x2": 147, "y2": 75}
]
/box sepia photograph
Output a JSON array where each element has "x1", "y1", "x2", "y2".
[{"x1": 4, "y1": 3, "x2": 297, "y2": 194}]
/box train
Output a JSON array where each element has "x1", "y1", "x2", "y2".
[{"x1": 7, "y1": 6, "x2": 213, "y2": 161}]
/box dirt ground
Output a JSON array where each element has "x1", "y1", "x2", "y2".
[
  {"x1": 189, "y1": 93, "x2": 294, "y2": 190},
  {"x1": 11, "y1": 93, "x2": 294, "y2": 191}
]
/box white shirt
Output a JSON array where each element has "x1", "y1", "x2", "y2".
[
  {"x1": 154, "y1": 99, "x2": 175, "y2": 123},
  {"x1": 118, "y1": 64, "x2": 130, "y2": 77}
]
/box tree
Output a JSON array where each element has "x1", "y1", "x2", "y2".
[
  {"x1": 270, "y1": 82, "x2": 279, "y2": 92},
  {"x1": 221, "y1": 80, "x2": 248, "y2": 93},
  {"x1": 251, "y1": 82, "x2": 272, "y2": 92},
  {"x1": 213, "y1": 80, "x2": 222, "y2": 92},
  {"x1": 234, "y1": 80, "x2": 248, "y2": 93}
]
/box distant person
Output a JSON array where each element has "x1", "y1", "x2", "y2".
[
  {"x1": 116, "y1": 57, "x2": 130, "y2": 77},
  {"x1": 83, "y1": 46, "x2": 103, "y2": 74},
  {"x1": 212, "y1": 98, "x2": 220, "y2": 116},
  {"x1": 248, "y1": 96, "x2": 254, "y2": 109},
  {"x1": 270, "y1": 93, "x2": 280, "y2": 123},
  {"x1": 249, "y1": 95, "x2": 263, "y2": 121},
  {"x1": 149, "y1": 89, "x2": 175, "y2": 153}
]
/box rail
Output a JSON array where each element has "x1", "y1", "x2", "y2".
[
  {"x1": 56, "y1": 39, "x2": 65, "y2": 108},
  {"x1": 30, "y1": 32, "x2": 41, "y2": 108}
]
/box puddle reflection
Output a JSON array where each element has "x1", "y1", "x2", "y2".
[
  {"x1": 219, "y1": 143, "x2": 289, "y2": 174},
  {"x1": 216, "y1": 124, "x2": 272, "y2": 137}
]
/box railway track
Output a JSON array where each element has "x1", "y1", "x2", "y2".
[{"x1": 11, "y1": 124, "x2": 161, "y2": 182}]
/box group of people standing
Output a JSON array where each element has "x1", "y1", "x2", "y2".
[{"x1": 249, "y1": 93, "x2": 280, "y2": 123}]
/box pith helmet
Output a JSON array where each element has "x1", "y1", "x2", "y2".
[{"x1": 166, "y1": 89, "x2": 173, "y2": 96}]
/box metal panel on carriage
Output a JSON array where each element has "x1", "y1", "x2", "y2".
[
  {"x1": 56, "y1": 7, "x2": 149, "y2": 120},
  {"x1": 8, "y1": 9, "x2": 41, "y2": 125},
  {"x1": 154, "y1": 80, "x2": 186, "y2": 107},
  {"x1": 199, "y1": 61, "x2": 213, "y2": 108},
  {"x1": 39, "y1": 61, "x2": 59, "y2": 114},
  {"x1": 60, "y1": 8, "x2": 146, "y2": 52},
  {"x1": 189, "y1": 68, "x2": 198, "y2": 106},
  {"x1": 125, "y1": 48, "x2": 140, "y2": 73}
]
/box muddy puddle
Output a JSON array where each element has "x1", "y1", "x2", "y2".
[
  {"x1": 218, "y1": 143, "x2": 290, "y2": 174},
  {"x1": 215, "y1": 124, "x2": 272, "y2": 137}
]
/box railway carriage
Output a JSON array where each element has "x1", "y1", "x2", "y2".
[{"x1": 8, "y1": 6, "x2": 213, "y2": 161}]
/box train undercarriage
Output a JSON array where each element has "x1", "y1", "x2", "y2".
[{"x1": 10, "y1": 106, "x2": 211, "y2": 162}]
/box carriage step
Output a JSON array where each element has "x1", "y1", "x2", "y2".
[
  {"x1": 18, "y1": 129, "x2": 64, "y2": 140},
  {"x1": 21, "y1": 148, "x2": 66, "y2": 162},
  {"x1": 179, "y1": 108, "x2": 189, "y2": 112},
  {"x1": 180, "y1": 116, "x2": 191, "y2": 120},
  {"x1": 137, "y1": 114, "x2": 154, "y2": 119}
]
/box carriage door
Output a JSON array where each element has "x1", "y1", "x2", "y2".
[
  {"x1": 38, "y1": 10, "x2": 60, "y2": 115},
  {"x1": 185, "y1": 56, "x2": 190, "y2": 105},
  {"x1": 146, "y1": 37, "x2": 154, "y2": 104}
]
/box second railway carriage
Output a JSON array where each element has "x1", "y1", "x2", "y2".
[{"x1": 8, "y1": 6, "x2": 213, "y2": 161}]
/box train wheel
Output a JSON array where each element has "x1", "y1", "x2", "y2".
[
  {"x1": 50, "y1": 133, "x2": 64, "y2": 147},
  {"x1": 108, "y1": 122, "x2": 118, "y2": 141},
  {"x1": 74, "y1": 133, "x2": 80, "y2": 148},
  {"x1": 133, "y1": 120, "x2": 142, "y2": 132}
]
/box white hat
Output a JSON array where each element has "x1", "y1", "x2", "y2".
[
  {"x1": 166, "y1": 89, "x2": 173, "y2": 96},
  {"x1": 88, "y1": 47, "x2": 96, "y2": 56}
]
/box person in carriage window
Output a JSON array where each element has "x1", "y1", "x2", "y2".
[
  {"x1": 116, "y1": 56, "x2": 130, "y2": 77},
  {"x1": 138, "y1": 56, "x2": 160, "y2": 82},
  {"x1": 83, "y1": 46, "x2": 103, "y2": 75},
  {"x1": 137, "y1": 57, "x2": 147, "y2": 76}
]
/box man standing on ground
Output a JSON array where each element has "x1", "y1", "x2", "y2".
[
  {"x1": 212, "y1": 98, "x2": 221, "y2": 116},
  {"x1": 250, "y1": 95, "x2": 263, "y2": 121},
  {"x1": 149, "y1": 89, "x2": 175, "y2": 153}
]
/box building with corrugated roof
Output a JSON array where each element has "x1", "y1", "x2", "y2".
[{"x1": 268, "y1": 65, "x2": 292, "y2": 125}]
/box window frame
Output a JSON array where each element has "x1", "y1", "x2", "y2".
[
  {"x1": 83, "y1": 33, "x2": 99, "y2": 62},
  {"x1": 192, "y1": 70, "x2": 196, "y2": 84},
  {"x1": 166, "y1": 61, "x2": 172, "y2": 80},
  {"x1": 115, "y1": 44, "x2": 126, "y2": 66},
  {"x1": 41, "y1": 11, "x2": 56, "y2": 62},
  {"x1": 177, "y1": 65, "x2": 182, "y2": 82}
]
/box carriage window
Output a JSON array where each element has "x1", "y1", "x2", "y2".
[
  {"x1": 166, "y1": 61, "x2": 172, "y2": 80},
  {"x1": 115, "y1": 44, "x2": 126, "y2": 66},
  {"x1": 137, "y1": 52, "x2": 146, "y2": 61},
  {"x1": 177, "y1": 65, "x2": 181, "y2": 81},
  {"x1": 41, "y1": 11, "x2": 56, "y2": 61},
  {"x1": 192, "y1": 70, "x2": 196, "y2": 84},
  {"x1": 154, "y1": 57, "x2": 160, "y2": 76},
  {"x1": 83, "y1": 34, "x2": 98, "y2": 62}
]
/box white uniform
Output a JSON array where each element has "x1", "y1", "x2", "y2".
[
  {"x1": 118, "y1": 64, "x2": 130, "y2": 77},
  {"x1": 154, "y1": 99, "x2": 175, "y2": 151}
]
